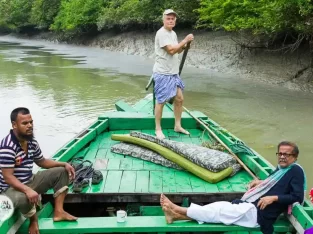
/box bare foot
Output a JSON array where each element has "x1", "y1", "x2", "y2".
[
  {"x1": 160, "y1": 193, "x2": 170, "y2": 207},
  {"x1": 174, "y1": 126, "x2": 190, "y2": 135},
  {"x1": 53, "y1": 210, "x2": 78, "y2": 222},
  {"x1": 160, "y1": 193, "x2": 164, "y2": 207},
  {"x1": 155, "y1": 130, "x2": 165, "y2": 140},
  {"x1": 29, "y1": 220, "x2": 39, "y2": 234},
  {"x1": 162, "y1": 194, "x2": 180, "y2": 212},
  {"x1": 161, "y1": 194, "x2": 172, "y2": 207},
  {"x1": 162, "y1": 204, "x2": 175, "y2": 224}
]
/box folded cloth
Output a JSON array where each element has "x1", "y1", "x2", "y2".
[{"x1": 111, "y1": 142, "x2": 183, "y2": 170}]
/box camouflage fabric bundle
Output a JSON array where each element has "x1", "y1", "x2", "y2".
[
  {"x1": 130, "y1": 131, "x2": 241, "y2": 174},
  {"x1": 111, "y1": 142, "x2": 183, "y2": 170}
]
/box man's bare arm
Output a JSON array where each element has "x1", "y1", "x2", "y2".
[
  {"x1": 164, "y1": 34, "x2": 194, "y2": 55},
  {"x1": 164, "y1": 40, "x2": 187, "y2": 55},
  {"x1": 35, "y1": 158, "x2": 75, "y2": 180},
  {"x1": 177, "y1": 44, "x2": 187, "y2": 54},
  {"x1": 2, "y1": 168, "x2": 31, "y2": 193},
  {"x1": 2, "y1": 168, "x2": 40, "y2": 204}
]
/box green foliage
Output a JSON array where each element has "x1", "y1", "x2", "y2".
[
  {"x1": 197, "y1": 0, "x2": 313, "y2": 39},
  {"x1": 0, "y1": 1, "x2": 9, "y2": 31},
  {"x1": 0, "y1": 0, "x2": 313, "y2": 50},
  {"x1": 30, "y1": 0, "x2": 61, "y2": 29},
  {"x1": 51, "y1": 0, "x2": 104, "y2": 32},
  {"x1": 96, "y1": 0, "x2": 199, "y2": 30},
  {"x1": 97, "y1": 0, "x2": 143, "y2": 30},
  {"x1": 0, "y1": 0, "x2": 34, "y2": 31}
]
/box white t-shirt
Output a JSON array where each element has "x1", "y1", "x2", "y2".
[{"x1": 153, "y1": 27, "x2": 179, "y2": 75}]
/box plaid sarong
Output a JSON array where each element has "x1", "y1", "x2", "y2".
[{"x1": 152, "y1": 73, "x2": 184, "y2": 104}]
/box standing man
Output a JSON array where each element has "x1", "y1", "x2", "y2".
[
  {"x1": 153, "y1": 9, "x2": 194, "y2": 139},
  {"x1": 0, "y1": 107, "x2": 77, "y2": 234}
]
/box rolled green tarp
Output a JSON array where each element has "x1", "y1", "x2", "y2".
[{"x1": 111, "y1": 134, "x2": 233, "y2": 183}]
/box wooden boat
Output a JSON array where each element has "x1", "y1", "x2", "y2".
[{"x1": 1, "y1": 95, "x2": 313, "y2": 234}]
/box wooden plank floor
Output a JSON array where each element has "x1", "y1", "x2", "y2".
[{"x1": 47, "y1": 128, "x2": 252, "y2": 196}]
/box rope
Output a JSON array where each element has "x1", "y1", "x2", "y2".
[
  {"x1": 71, "y1": 158, "x2": 94, "y2": 181},
  {"x1": 201, "y1": 128, "x2": 256, "y2": 156},
  {"x1": 230, "y1": 140, "x2": 256, "y2": 156},
  {"x1": 69, "y1": 158, "x2": 95, "y2": 192}
]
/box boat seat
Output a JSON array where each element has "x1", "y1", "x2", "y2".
[
  {"x1": 13, "y1": 203, "x2": 295, "y2": 234},
  {"x1": 19, "y1": 216, "x2": 293, "y2": 234}
]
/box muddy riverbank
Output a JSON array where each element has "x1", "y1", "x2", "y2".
[{"x1": 4, "y1": 30, "x2": 313, "y2": 93}]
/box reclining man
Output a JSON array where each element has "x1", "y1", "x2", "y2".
[
  {"x1": 160, "y1": 141, "x2": 305, "y2": 234},
  {"x1": 0, "y1": 107, "x2": 77, "y2": 234}
]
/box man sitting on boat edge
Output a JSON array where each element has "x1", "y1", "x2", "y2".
[
  {"x1": 0, "y1": 107, "x2": 77, "y2": 234},
  {"x1": 160, "y1": 141, "x2": 306, "y2": 234}
]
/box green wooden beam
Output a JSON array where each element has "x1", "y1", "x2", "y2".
[
  {"x1": 36, "y1": 216, "x2": 293, "y2": 234},
  {"x1": 17, "y1": 203, "x2": 54, "y2": 234},
  {"x1": 132, "y1": 98, "x2": 151, "y2": 112},
  {"x1": 140, "y1": 206, "x2": 163, "y2": 216},
  {"x1": 115, "y1": 100, "x2": 138, "y2": 112},
  {"x1": 0, "y1": 210, "x2": 21, "y2": 234},
  {"x1": 291, "y1": 204, "x2": 313, "y2": 230},
  {"x1": 98, "y1": 111, "x2": 206, "y2": 130},
  {"x1": 182, "y1": 197, "x2": 189, "y2": 207},
  {"x1": 54, "y1": 120, "x2": 108, "y2": 162}
]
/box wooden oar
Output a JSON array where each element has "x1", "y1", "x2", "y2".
[
  {"x1": 183, "y1": 106, "x2": 258, "y2": 180},
  {"x1": 179, "y1": 41, "x2": 191, "y2": 76},
  {"x1": 167, "y1": 42, "x2": 191, "y2": 104}
]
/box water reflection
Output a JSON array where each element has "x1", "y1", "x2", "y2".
[{"x1": 0, "y1": 41, "x2": 148, "y2": 157}]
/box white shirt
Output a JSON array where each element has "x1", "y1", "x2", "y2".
[{"x1": 153, "y1": 27, "x2": 179, "y2": 75}]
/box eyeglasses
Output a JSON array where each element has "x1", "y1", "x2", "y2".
[{"x1": 276, "y1": 152, "x2": 294, "y2": 158}]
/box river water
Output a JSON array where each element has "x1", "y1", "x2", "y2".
[{"x1": 0, "y1": 36, "x2": 312, "y2": 193}]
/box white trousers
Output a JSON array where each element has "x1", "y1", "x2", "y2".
[{"x1": 186, "y1": 201, "x2": 259, "y2": 228}]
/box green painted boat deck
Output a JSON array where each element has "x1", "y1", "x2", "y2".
[
  {"x1": 40, "y1": 98, "x2": 256, "y2": 204},
  {"x1": 1, "y1": 96, "x2": 313, "y2": 233},
  {"x1": 48, "y1": 128, "x2": 251, "y2": 196}
]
